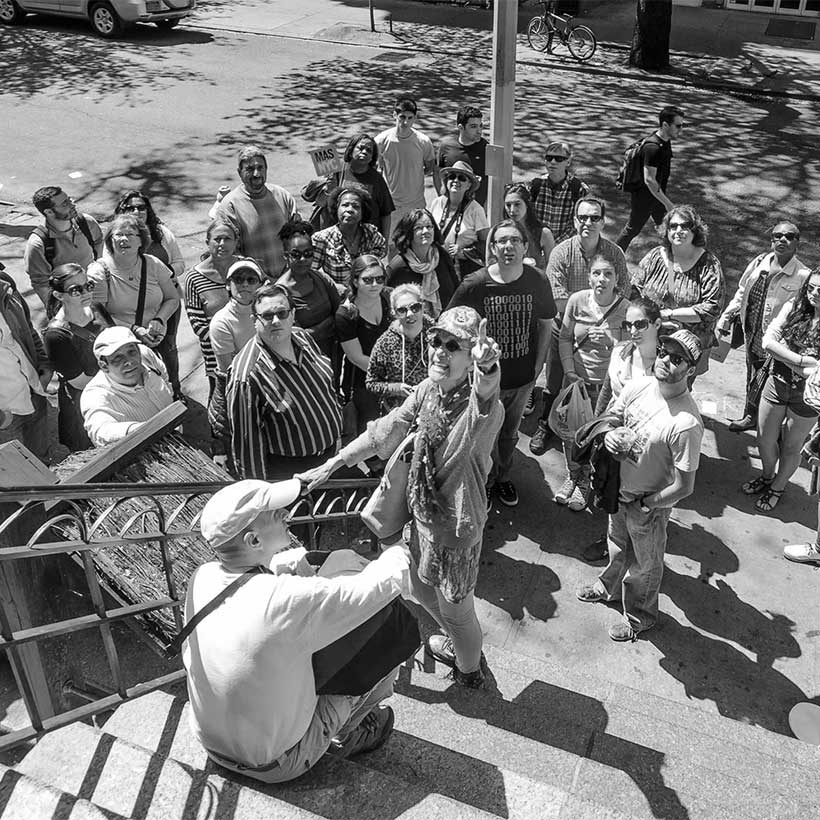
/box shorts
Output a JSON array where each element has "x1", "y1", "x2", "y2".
[{"x1": 761, "y1": 373, "x2": 818, "y2": 419}]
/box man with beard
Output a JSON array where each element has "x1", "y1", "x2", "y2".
[{"x1": 576, "y1": 329, "x2": 704, "y2": 642}]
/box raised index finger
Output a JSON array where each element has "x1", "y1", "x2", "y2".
[{"x1": 477, "y1": 317, "x2": 488, "y2": 343}]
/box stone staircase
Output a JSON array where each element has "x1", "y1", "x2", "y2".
[{"x1": 1, "y1": 642, "x2": 818, "y2": 820}]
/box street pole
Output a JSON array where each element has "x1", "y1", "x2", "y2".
[{"x1": 487, "y1": 0, "x2": 518, "y2": 224}]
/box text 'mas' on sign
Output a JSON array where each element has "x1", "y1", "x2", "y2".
[{"x1": 309, "y1": 145, "x2": 343, "y2": 177}]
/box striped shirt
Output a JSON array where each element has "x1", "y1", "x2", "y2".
[
  {"x1": 184, "y1": 266, "x2": 230, "y2": 375},
  {"x1": 312, "y1": 224, "x2": 387, "y2": 288},
  {"x1": 226, "y1": 328, "x2": 342, "y2": 479}
]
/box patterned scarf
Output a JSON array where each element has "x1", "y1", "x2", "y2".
[{"x1": 405, "y1": 247, "x2": 442, "y2": 316}]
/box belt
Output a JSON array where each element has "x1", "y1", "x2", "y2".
[{"x1": 206, "y1": 747, "x2": 283, "y2": 773}]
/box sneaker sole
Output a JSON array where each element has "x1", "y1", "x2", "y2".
[
  {"x1": 784, "y1": 553, "x2": 820, "y2": 565},
  {"x1": 576, "y1": 590, "x2": 606, "y2": 603},
  {"x1": 425, "y1": 639, "x2": 457, "y2": 668},
  {"x1": 498, "y1": 495, "x2": 519, "y2": 507}
]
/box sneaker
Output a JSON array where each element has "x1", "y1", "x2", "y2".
[
  {"x1": 425, "y1": 634, "x2": 456, "y2": 668},
  {"x1": 452, "y1": 654, "x2": 488, "y2": 689},
  {"x1": 555, "y1": 477, "x2": 575, "y2": 505},
  {"x1": 486, "y1": 483, "x2": 494, "y2": 512},
  {"x1": 523, "y1": 389, "x2": 536, "y2": 417},
  {"x1": 784, "y1": 543, "x2": 820, "y2": 565},
  {"x1": 529, "y1": 420, "x2": 551, "y2": 456},
  {"x1": 331, "y1": 706, "x2": 394, "y2": 758},
  {"x1": 576, "y1": 584, "x2": 606, "y2": 603},
  {"x1": 567, "y1": 480, "x2": 591, "y2": 512},
  {"x1": 496, "y1": 480, "x2": 519, "y2": 507},
  {"x1": 582, "y1": 536, "x2": 608, "y2": 563},
  {"x1": 609, "y1": 621, "x2": 639, "y2": 642}
]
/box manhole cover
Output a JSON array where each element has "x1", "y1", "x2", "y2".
[
  {"x1": 370, "y1": 51, "x2": 415, "y2": 62},
  {"x1": 765, "y1": 18, "x2": 816, "y2": 40}
]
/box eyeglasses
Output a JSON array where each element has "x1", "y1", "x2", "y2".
[
  {"x1": 62, "y1": 282, "x2": 94, "y2": 297},
  {"x1": 428, "y1": 334, "x2": 468, "y2": 353},
  {"x1": 545, "y1": 155, "x2": 568, "y2": 163},
  {"x1": 123, "y1": 204, "x2": 147, "y2": 213},
  {"x1": 772, "y1": 232, "x2": 798, "y2": 241},
  {"x1": 806, "y1": 284, "x2": 820, "y2": 295},
  {"x1": 360, "y1": 275, "x2": 385, "y2": 285},
  {"x1": 668, "y1": 221, "x2": 693, "y2": 231},
  {"x1": 621, "y1": 319, "x2": 650, "y2": 331},
  {"x1": 656, "y1": 345, "x2": 688, "y2": 367},
  {"x1": 493, "y1": 235, "x2": 523, "y2": 246},
  {"x1": 395, "y1": 301, "x2": 423, "y2": 317},
  {"x1": 447, "y1": 174, "x2": 470, "y2": 183},
  {"x1": 576, "y1": 214, "x2": 602, "y2": 223},
  {"x1": 288, "y1": 248, "x2": 314, "y2": 261},
  {"x1": 255, "y1": 308, "x2": 291, "y2": 322},
  {"x1": 414, "y1": 224, "x2": 433, "y2": 233},
  {"x1": 231, "y1": 275, "x2": 260, "y2": 286}
]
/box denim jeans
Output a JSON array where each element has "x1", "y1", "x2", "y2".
[
  {"x1": 490, "y1": 381, "x2": 534, "y2": 483},
  {"x1": 596, "y1": 500, "x2": 672, "y2": 631}
]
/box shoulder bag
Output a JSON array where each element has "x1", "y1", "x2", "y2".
[{"x1": 360, "y1": 431, "x2": 415, "y2": 540}]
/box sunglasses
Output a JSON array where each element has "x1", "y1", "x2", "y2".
[
  {"x1": 395, "y1": 301, "x2": 423, "y2": 317},
  {"x1": 772, "y1": 232, "x2": 798, "y2": 241},
  {"x1": 123, "y1": 204, "x2": 147, "y2": 213},
  {"x1": 447, "y1": 174, "x2": 470, "y2": 183},
  {"x1": 806, "y1": 284, "x2": 820, "y2": 295},
  {"x1": 545, "y1": 155, "x2": 568, "y2": 163},
  {"x1": 576, "y1": 214, "x2": 602, "y2": 223},
  {"x1": 231, "y1": 275, "x2": 261, "y2": 286},
  {"x1": 621, "y1": 319, "x2": 650, "y2": 331},
  {"x1": 668, "y1": 221, "x2": 693, "y2": 231},
  {"x1": 656, "y1": 345, "x2": 688, "y2": 367},
  {"x1": 288, "y1": 248, "x2": 314, "y2": 261},
  {"x1": 360, "y1": 275, "x2": 385, "y2": 285},
  {"x1": 62, "y1": 282, "x2": 95, "y2": 297},
  {"x1": 255, "y1": 308, "x2": 291, "y2": 322},
  {"x1": 428, "y1": 334, "x2": 468, "y2": 353}
]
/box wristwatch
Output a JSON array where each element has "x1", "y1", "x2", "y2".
[{"x1": 639, "y1": 494, "x2": 652, "y2": 513}]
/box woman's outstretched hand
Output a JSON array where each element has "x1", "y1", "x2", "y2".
[{"x1": 471, "y1": 318, "x2": 500, "y2": 374}]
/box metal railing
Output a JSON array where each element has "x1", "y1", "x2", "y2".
[{"x1": 0, "y1": 478, "x2": 377, "y2": 751}]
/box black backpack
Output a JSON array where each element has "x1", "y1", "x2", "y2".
[
  {"x1": 615, "y1": 135, "x2": 657, "y2": 193},
  {"x1": 33, "y1": 213, "x2": 99, "y2": 267}
]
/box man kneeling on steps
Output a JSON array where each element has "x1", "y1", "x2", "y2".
[{"x1": 183, "y1": 479, "x2": 413, "y2": 782}]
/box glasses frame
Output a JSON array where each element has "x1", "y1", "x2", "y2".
[
  {"x1": 772, "y1": 232, "x2": 798, "y2": 241},
  {"x1": 576, "y1": 214, "x2": 602, "y2": 223},
  {"x1": 668, "y1": 221, "x2": 693, "y2": 232},
  {"x1": 621, "y1": 319, "x2": 650, "y2": 332},
  {"x1": 656, "y1": 345, "x2": 688, "y2": 367},
  {"x1": 545, "y1": 155, "x2": 569, "y2": 163},
  {"x1": 255, "y1": 308, "x2": 292, "y2": 323},
  {"x1": 288, "y1": 248, "x2": 314, "y2": 261},
  {"x1": 428, "y1": 334, "x2": 469, "y2": 354},
  {"x1": 359, "y1": 275, "x2": 386, "y2": 285},
  {"x1": 62, "y1": 282, "x2": 95, "y2": 297},
  {"x1": 394, "y1": 301, "x2": 423, "y2": 317}
]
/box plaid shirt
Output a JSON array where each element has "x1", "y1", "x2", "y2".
[
  {"x1": 312, "y1": 223, "x2": 387, "y2": 288},
  {"x1": 530, "y1": 174, "x2": 589, "y2": 243},
  {"x1": 547, "y1": 236, "x2": 630, "y2": 302}
]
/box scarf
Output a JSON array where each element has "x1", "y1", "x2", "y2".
[{"x1": 404, "y1": 247, "x2": 442, "y2": 316}]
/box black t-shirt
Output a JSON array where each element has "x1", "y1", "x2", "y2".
[
  {"x1": 448, "y1": 265, "x2": 557, "y2": 390},
  {"x1": 641, "y1": 134, "x2": 672, "y2": 192},
  {"x1": 346, "y1": 166, "x2": 396, "y2": 228},
  {"x1": 335, "y1": 290, "x2": 392, "y2": 395},
  {"x1": 436, "y1": 136, "x2": 489, "y2": 207}
]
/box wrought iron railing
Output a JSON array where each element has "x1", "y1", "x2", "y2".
[{"x1": 0, "y1": 478, "x2": 377, "y2": 751}]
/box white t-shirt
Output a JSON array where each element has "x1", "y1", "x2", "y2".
[
  {"x1": 183, "y1": 546, "x2": 410, "y2": 767},
  {"x1": 610, "y1": 375, "x2": 703, "y2": 499},
  {"x1": 375, "y1": 127, "x2": 435, "y2": 211},
  {"x1": 429, "y1": 197, "x2": 489, "y2": 252}
]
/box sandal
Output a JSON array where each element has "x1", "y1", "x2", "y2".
[
  {"x1": 755, "y1": 487, "x2": 784, "y2": 513},
  {"x1": 742, "y1": 474, "x2": 774, "y2": 495}
]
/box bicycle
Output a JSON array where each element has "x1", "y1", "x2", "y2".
[{"x1": 526, "y1": 0, "x2": 597, "y2": 63}]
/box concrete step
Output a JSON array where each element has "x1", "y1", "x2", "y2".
[
  {"x1": 13, "y1": 720, "x2": 498, "y2": 820},
  {"x1": 0, "y1": 762, "x2": 124, "y2": 820}
]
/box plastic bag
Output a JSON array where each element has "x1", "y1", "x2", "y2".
[
  {"x1": 804, "y1": 365, "x2": 820, "y2": 413},
  {"x1": 548, "y1": 381, "x2": 594, "y2": 442}
]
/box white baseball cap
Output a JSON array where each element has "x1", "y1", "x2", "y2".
[
  {"x1": 199, "y1": 479, "x2": 301, "y2": 548},
  {"x1": 92, "y1": 326, "x2": 139, "y2": 360}
]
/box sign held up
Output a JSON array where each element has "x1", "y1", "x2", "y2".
[{"x1": 309, "y1": 144, "x2": 343, "y2": 177}]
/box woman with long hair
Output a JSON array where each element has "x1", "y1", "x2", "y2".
[
  {"x1": 743, "y1": 269, "x2": 820, "y2": 513},
  {"x1": 503, "y1": 183, "x2": 553, "y2": 270}
]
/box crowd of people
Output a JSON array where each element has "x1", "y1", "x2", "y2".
[{"x1": 3, "y1": 97, "x2": 820, "y2": 783}]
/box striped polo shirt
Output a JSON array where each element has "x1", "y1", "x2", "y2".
[{"x1": 226, "y1": 328, "x2": 342, "y2": 479}]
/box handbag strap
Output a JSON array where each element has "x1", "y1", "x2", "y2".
[
  {"x1": 165, "y1": 565, "x2": 269, "y2": 658},
  {"x1": 572, "y1": 296, "x2": 625, "y2": 353},
  {"x1": 661, "y1": 248, "x2": 676, "y2": 297},
  {"x1": 135, "y1": 255, "x2": 148, "y2": 328}
]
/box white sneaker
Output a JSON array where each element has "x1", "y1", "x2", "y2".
[
  {"x1": 555, "y1": 477, "x2": 575, "y2": 505},
  {"x1": 784, "y1": 543, "x2": 820, "y2": 565},
  {"x1": 568, "y1": 480, "x2": 591, "y2": 512}
]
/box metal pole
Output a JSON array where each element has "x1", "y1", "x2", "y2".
[{"x1": 487, "y1": 0, "x2": 518, "y2": 223}]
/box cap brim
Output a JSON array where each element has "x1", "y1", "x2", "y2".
[
  {"x1": 265, "y1": 478, "x2": 302, "y2": 509},
  {"x1": 659, "y1": 336, "x2": 696, "y2": 364}
]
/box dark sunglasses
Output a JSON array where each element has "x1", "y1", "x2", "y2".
[
  {"x1": 576, "y1": 214, "x2": 602, "y2": 223},
  {"x1": 123, "y1": 204, "x2": 147, "y2": 213},
  {"x1": 62, "y1": 282, "x2": 95, "y2": 297},
  {"x1": 395, "y1": 301, "x2": 423, "y2": 317},
  {"x1": 231, "y1": 275, "x2": 261, "y2": 286},
  {"x1": 668, "y1": 221, "x2": 693, "y2": 231},
  {"x1": 656, "y1": 345, "x2": 688, "y2": 367},
  {"x1": 772, "y1": 232, "x2": 798, "y2": 241},
  {"x1": 621, "y1": 319, "x2": 650, "y2": 331},
  {"x1": 806, "y1": 283, "x2": 820, "y2": 295},
  {"x1": 428, "y1": 334, "x2": 468, "y2": 353},
  {"x1": 360, "y1": 275, "x2": 385, "y2": 285},
  {"x1": 545, "y1": 155, "x2": 568, "y2": 163},
  {"x1": 288, "y1": 248, "x2": 314, "y2": 260},
  {"x1": 255, "y1": 308, "x2": 291, "y2": 322},
  {"x1": 447, "y1": 174, "x2": 470, "y2": 183}
]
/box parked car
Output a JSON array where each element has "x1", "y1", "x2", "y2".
[{"x1": 0, "y1": 0, "x2": 196, "y2": 38}]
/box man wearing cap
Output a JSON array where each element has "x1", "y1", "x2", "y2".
[
  {"x1": 436, "y1": 105, "x2": 489, "y2": 209},
  {"x1": 531, "y1": 196, "x2": 629, "y2": 456},
  {"x1": 716, "y1": 221, "x2": 809, "y2": 433},
  {"x1": 80, "y1": 326, "x2": 173, "y2": 447},
  {"x1": 576, "y1": 329, "x2": 704, "y2": 642},
  {"x1": 184, "y1": 479, "x2": 413, "y2": 782},
  {"x1": 528, "y1": 141, "x2": 590, "y2": 259}
]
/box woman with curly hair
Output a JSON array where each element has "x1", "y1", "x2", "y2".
[
  {"x1": 503, "y1": 183, "x2": 553, "y2": 270},
  {"x1": 386, "y1": 208, "x2": 459, "y2": 317},
  {"x1": 742, "y1": 269, "x2": 820, "y2": 513},
  {"x1": 630, "y1": 204, "x2": 725, "y2": 378},
  {"x1": 311, "y1": 183, "x2": 386, "y2": 289}
]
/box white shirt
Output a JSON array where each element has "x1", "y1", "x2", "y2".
[
  {"x1": 80, "y1": 346, "x2": 173, "y2": 446},
  {"x1": 182, "y1": 546, "x2": 411, "y2": 767},
  {"x1": 0, "y1": 311, "x2": 45, "y2": 416}
]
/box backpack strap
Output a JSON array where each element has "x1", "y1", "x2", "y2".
[
  {"x1": 32, "y1": 226, "x2": 56, "y2": 268},
  {"x1": 572, "y1": 296, "x2": 625, "y2": 353},
  {"x1": 529, "y1": 176, "x2": 543, "y2": 205},
  {"x1": 76, "y1": 214, "x2": 99, "y2": 260}
]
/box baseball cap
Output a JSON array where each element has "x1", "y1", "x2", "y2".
[
  {"x1": 199, "y1": 479, "x2": 301, "y2": 548},
  {"x1": 430, "y1": 306, "x2": 481, "y2": 344},
  {"x1": 226, "y1": 258, "x2": 265, "y2": 281},
  {"x1": 659, "y1": 329, "x2": 702, "y2": 365},
  {"x1": 93, "y1": 326, "x2": 139, "y2": 360}
]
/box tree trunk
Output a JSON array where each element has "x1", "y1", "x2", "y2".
[{"x1": 629, "y1": 0, "x2": 672, "y2": 71}]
